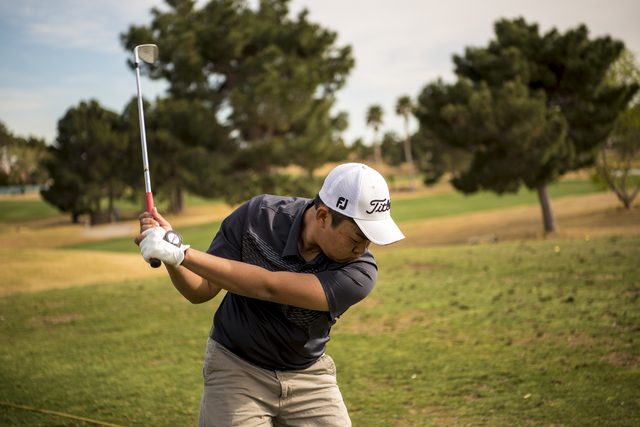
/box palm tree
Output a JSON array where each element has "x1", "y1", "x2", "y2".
[
  {"x1": 395, "y1": 95, "x2": 416, "y2": 190},
  {"x1": 366, "y1": 104, "x2": 384, "y2": 172}
]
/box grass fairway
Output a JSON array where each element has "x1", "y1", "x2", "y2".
[
  {"x1": 60, "y1": 180, "x2": 602, "y2": 254},
  {"x1": 0, "y1": 198, "x2": 61, "y2": 222},
  {"x1": 1, "y1": 236, "x2": 638, "y2": 426}
]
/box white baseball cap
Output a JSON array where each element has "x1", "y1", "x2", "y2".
[{"x1": 318, "y1": 163, "x2": 405, "y2": 246}]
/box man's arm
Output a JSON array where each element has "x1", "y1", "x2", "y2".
[
  {"x1": 180, "y1": 248, "x2": 329, "y2": 311},
  {"x1": 137, "y1": 209, "x2": 329, "y2": 311}
]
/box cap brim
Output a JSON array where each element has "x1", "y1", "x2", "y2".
[{"x1": 354, "y1": 217, "x2": 405, "y2": 246}]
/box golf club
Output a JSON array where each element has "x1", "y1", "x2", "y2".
[{"x1": 134, "y1": 44, "x2": 161, "y2": 268}]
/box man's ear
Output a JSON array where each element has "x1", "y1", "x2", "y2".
[{"x1": 315, "y1": 206, "x2": 331, "y2": 228}]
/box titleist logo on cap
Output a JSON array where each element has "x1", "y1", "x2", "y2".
[{"x1": 366, "y1": 198, "x2": 391, "y2": 214}]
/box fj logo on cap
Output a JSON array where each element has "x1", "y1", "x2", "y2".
[
  {"x1": 366, "y1": 198, "x2": 391, "y2": 214},
  {"x1": 336, "y1": 197, "x2": 349, "y2": 210}
]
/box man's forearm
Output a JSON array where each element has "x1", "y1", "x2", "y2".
[{"x1": 165, "y1": 260, "x2": 222, "y2": 304}]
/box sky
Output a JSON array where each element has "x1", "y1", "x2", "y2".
[{"x1": 0, "y1": 0, "x2": 639, "y2": 146}]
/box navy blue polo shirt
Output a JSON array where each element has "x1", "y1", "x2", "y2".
[{"x1": 206, "y1": 194, "x2": 378, "y2": 370}]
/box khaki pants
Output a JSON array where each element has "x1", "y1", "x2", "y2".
[{"x1": 198, "y1": 339, "x2": 351, "y2": 427}]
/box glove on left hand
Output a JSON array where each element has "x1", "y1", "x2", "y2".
[{"x1": 140, "y1": 227, "x2": 190, "y2": 266}]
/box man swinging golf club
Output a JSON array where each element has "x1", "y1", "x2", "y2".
[{"x1": 135, "y1": 163, "x2": 404, "y2": 426}]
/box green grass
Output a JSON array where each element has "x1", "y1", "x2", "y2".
[
  {"x1": 0, "y1": 199, "x2": 61, "y2": 222},
  {"x1": 1, "y1": 235, "x2": 638, "y2": 426},
  {"x1": 63, "y1": 180, "x2": 602, "y2": 254}
]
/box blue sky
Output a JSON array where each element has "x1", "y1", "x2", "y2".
[{"x1": 1, "y1": 0, "x2": 639, "y2": 146}]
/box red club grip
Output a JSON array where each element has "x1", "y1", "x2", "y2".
[
  {"x1": 146, "y1": 192, "x2": 154, "y2": 213},
  {"x1": 145, "y1": 192, "x2": 161, "y2": 268}
]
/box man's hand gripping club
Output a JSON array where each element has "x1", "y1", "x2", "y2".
[{"x1": 135, "y1": 208, "x2": 190, "y2": 266}]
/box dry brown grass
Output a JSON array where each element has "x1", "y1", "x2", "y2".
[
  {"x1": 0, "y1": 249, "x2": 166, "y2": 296},
  {"x1": 374, "y1": 191, "x2": 640, "y2": 253}
]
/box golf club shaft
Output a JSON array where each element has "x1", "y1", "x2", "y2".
[{"x1": 134, "y1": 48, "x2": 161, "y2": 269}]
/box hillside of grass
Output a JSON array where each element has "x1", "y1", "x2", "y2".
[{"x1": 1, "y1": 235, "x2": 638, "y2": 426}]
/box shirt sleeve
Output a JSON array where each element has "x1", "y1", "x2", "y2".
[
  {"x1": 314, "y1": 254, "x2": 378, "y2": 320},
  {"x1": 206, "y1": 198, "x2": 253, "y2": 261}
]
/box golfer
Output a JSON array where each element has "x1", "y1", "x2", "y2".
[{"x1": 135, "y1": 163, "x2": 404, "y2": 426}]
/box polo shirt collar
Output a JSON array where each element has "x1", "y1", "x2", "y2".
[{"x1": 282, "y1": 199, "x2": 314, "y2": 260}]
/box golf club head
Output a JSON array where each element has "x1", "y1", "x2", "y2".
[{"x1": 135, "y1": 44, "x2": 159, "y2": 64}]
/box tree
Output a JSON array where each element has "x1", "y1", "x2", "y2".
[
  {"x1": 416, "y1": 18, "x2": 639, "y2": 232},
  {"x1": 0, "y1": 122, "x2": 49, "y2": 191},
  {"x1": 349, "y1": 137, "x2": 373, "y2": 162},
  {"x1": 380, "y1": 131, "x2": 405, "y2": 167},
  {"x1": 120, "y1": 0, "x2": 354, "y2": 204},
  {"x1": 395, "y1": 95, "x2": 416, "y2": 190},
  {"x1": 130, "y1": 96, "x2": 230, "y2": 213},
  {"x1": 410, "y1": 125, "x2": 471, "y2": 186},
  {"x1": 597, "y1": 103, "x2": 640, "y2": 209},
  {"x1": 366, "y1": 104, "x2": 384, "y2": 172},
  {"x1": 595, "y1": 49, "x2": 640, "y2": 209},
  {"x1": 41, "y1": 100, "x2": 130, "y2": 224}
]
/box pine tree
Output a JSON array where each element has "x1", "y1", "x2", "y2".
[{"x1": 416, "y1": 18, "x2": 639, "y2": 232}]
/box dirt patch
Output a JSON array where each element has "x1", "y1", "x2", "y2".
[
  {"x1": 334, "y1": 310, "x2": 430, "y2": 335},
  {"x1": 602, "y1": 352, "x2": 640, "y2": 368}
]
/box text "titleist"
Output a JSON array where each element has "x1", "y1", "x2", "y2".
[{"x1": 366, "y1": 199, "x2": 390, "y2": 214}]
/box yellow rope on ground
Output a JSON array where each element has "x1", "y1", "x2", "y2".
[{"x1": 0, "y1": 401, "x2": 125, "y2": 427}]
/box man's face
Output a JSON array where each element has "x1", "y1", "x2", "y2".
[{"x1": 320, "y1": 215, "x2": 371, "y2": 263}]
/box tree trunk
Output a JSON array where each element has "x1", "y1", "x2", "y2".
[
  {"x1": 537, "y1": 185, "x2": 558, "y2": 233},
  {"x1": 403, "y1": 117, "x2": 415, "y2": 191},
  {"x1": 170, "y1": 185, "x2": 184, "y2": 215},
  {"x1": 108, "y1": 187, "x2": 115, "y2": 223},
  {"x1": 373, "y1": 127, "x2": 383, "y2": 174},
  {"x1": 91, "y1": 198, "x2": 102, "y2": 225}
]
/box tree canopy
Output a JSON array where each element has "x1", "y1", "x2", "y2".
[
  {"x1": 415, "y1": 18, "x2": 639, "y2": 232},
  {"x1": 395, "y1": 95, "x2": 416, "y2": 189},
  {"x1": 41, "y1": 100, "x2": 132, "y2": 224},
  {"x1": 120, "y1": 0, "x2": 353, "y2": 204},
  {"x1": 366, "y1": 104, "x2": 384, "y2": 171},
  {"x1": 595, "y1": 49, "x2": 640, "y2": 209}
]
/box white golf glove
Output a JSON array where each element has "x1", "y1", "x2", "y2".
[{"x1": 140, "y1": 227, "x2": 190, "y2": 266}]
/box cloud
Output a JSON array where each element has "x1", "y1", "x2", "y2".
[
  {"x1": 289, "y1": 0, "x2": 640, "y2": 142},
  {"x1": 0, "y1": 0, "x2": 166, "y2": 52}
]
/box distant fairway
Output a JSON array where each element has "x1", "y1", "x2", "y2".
[
  {"x1": 58, "y1": 180, "x2": 603, "y2": 254},
  {"x1": 390, "y1": 179, "x2": 601, "y2": 223},
  {"x1": 0, "y1": 197, "x2": 61, "y2": 222}
]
